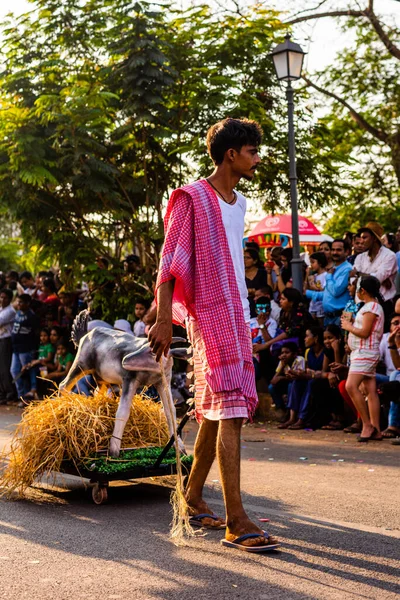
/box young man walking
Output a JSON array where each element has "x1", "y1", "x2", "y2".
[{"x1": 149, "y1": 118, "x2": 279, "y2": 551}]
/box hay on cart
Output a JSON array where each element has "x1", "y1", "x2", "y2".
[{"x1": 0, "y1": 386, "x2": 169, "y2": 497}]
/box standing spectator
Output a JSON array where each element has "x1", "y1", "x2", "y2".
[
  {"x1": 306, "y1": 252, "x2": 327, "y2": 326},
  {"x1": 382, "y1": 232, "x2": 399, "y2": 253},
  {"x1": 347, "y1": 233, "x2": 365, "y2": 265},
  {"x1": 266, "y1": 246, "x2": 282, "y2": 299},
  {"x1": 342, "y1": 276, "x2": 385, "y2": 441},
  {"x1": 244, "y1": 248, "x2": 267, "y2": 296},
  {"x1": 353, "y1": 222, "x2": 397, "y2": 321},
  {"x1": 306, "y1": 239, "x2": 352, "y2": 326},
  {"x1": 273, "y1": 248, "x2": 293, "y2": 293},
  {"x1": 0, "y1": 289, "x2": 17, "y2": 404},
  {"x1": 318, "y1": 241, "x2": 334, "y2": 271},
  {"x1": 19, "y1": 271, "x2": 37, "y2": 296},
  {"x1": 133, "y1": 298, "x2": 150, "y2": 337},
  {"x1": 41, "y1": 278, "x2": 61, "y2": 325},
  {"x1": 10, "y1": 294, "x2": 39, "y2": 402},
  {"x1": 6, "y1": 271, "x2": 24, "y2": 297}
]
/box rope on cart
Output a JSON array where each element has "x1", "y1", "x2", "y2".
[{"x1": 160, "y1": 362, "x2": 194, "y2": 544}]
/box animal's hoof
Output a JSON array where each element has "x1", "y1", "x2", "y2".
[{"x1": 109, "y1": 439, "x2": 121, "y2": 458}]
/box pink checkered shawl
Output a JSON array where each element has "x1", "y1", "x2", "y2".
[{"x1": 156, "y1": 178, "x2": 257, "y2": 413}]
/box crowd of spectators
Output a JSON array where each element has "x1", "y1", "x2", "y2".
[
  {"x1": 0, "y1": 256, "x2": 153, "y2": 407},
  {"x1": 1, "y1": 220, "x2": 400, "y2": 443},
  {"x1": 247, "y1": 221, "x2": 400, "y2": 442}
]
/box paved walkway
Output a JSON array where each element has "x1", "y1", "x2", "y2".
[{"x1": 1, "y1": 406, "x2": 399, "y2": 600}]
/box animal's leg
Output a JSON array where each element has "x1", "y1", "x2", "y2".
[
  {"x1": 109, "y1": 378, "x2": 139, "y2": 457},
  {"x1": 157, "y1": 382, "x2": 186, "y2": 454},
  {"x1": 59, "y1": 362, "x2": 92, "y2": 391}
]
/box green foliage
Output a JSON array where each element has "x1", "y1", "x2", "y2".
[
  {"x1": 0, "y1": 0, "x2": 345, "y2": 298},
  {"x1": 306, "y1": 13, "x2": 400, "y2": 234}
]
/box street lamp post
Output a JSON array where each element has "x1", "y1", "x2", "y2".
[{"x1": 270, "y1": 34, "x2": 306, "y2": 292}]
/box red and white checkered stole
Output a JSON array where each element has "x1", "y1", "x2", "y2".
[{"x1": 156, "y1": 178, "x2": 257, "y2": 416}]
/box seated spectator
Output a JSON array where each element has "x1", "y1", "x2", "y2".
[
  {"x1": 133, "y1": 298, "x2": 150, "y2": 337},
  {"x1": 10, "y1": 294, "x2": 39, "y2": 403},
  {"x1": 251, "y1": 297, "x2": 277, "y2": 380},
  {"x1": 47, "y1": 326, "x2": 64, "y2": 372},
  {"x1": 306, "y1": 252, "x2": 327, "y2": 326},
  {"x1": 306, "y1": 239, "x2": 352, "y2": 327},
  {"x1": 256, "y1": 288, "x2": 314, "y2": 354},
  {"x1": 280, "y1": 326, "x2": 325, "y2": 429},
  {"x1": 46, "y1": 341, "x2": 75, "y2": 387},
  {"x1": 254, "y1": 286, "x2": 280, "y2": 322},
  {"x1": 381, "y1": 319, "x2": 400, "y2": 438},
  {"x1": 268, "y1": 342, "x2": 305, "y2": 418},
  {"x1": 266, "y1": 246, "x2": 282, "y2": 300},
  {"x1": 19, "y1": 271, "x2": 37, "y2": 296},
  {"x1": 0, "y1": 288, "x2": 17, "y2": 404},
  {"x1": 307, "y1": 325, "x2": 347, "y2": 429},
  {"x1": 27, "y1": 328, "x2": 55, "y2": 374},
  {"x1": 341, "y1": 275, "x2": 385, "y2": 441}
]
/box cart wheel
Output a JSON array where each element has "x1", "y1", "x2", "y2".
[{"x1": 92, "y1": 483, "x2": 108, "y2": 505}]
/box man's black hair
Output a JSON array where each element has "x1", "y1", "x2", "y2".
[
  {"x1": 332, "y1": 238, "x2": 351, "y2": 252},
  {"x1": 257, "y1": 285, "x2": 274, "y2": 298},
  {"x1": 206, "y1": 118, "x2": 262, "y2": 165},
  {"x1": 0, "y1": 288, "x2": 13, "y2": 301},
  {"x1": 20, "y1": 271, "x2": 33, "y2": 280},
  {"x1": 18, "y1": 293, "x2": 32, "y2": 304},
  {"x1": 7, "y1": 270, "x2": 19, "y2": 280}
]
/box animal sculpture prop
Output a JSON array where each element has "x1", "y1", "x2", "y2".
[{"x1": 60, "y1": 311, "x2": 187, "y2": 457}]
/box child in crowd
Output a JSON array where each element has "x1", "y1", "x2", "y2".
[
  {"x1": 47, "y1": 341, "x2": 75, "y2": 388},
  {"x1": 342, "y1": 275, "x2": 385, "y2": 441},
  {"x1": 24, "y1": 327, "x2": 55, "y2": 375},
  {"x1": 268, "y1": 342, "x2": 305, "y2": 417},
  {"x1": 307, "y1": 252, "x2": 327, "y2": 326},
  {"x1": 342, "y1": 277, "x2": 360, "y2": 325},
  {"x1": 58, "y1": 292, "x2": 76, "y2": 332},
  {"x1": 133, "y1": 298, "x2": 150, "y2": 337},
  {"x1": 279, "y1": 327, "x2": 325, "y2": 429},
  {"x1": 10, "y1": 294, "x2": 39, "y2": 403},
  {"x1": 250, "y1": 296, "x2": 277, "y2": 346}
]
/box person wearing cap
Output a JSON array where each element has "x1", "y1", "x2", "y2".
[{"x1": 352, "y1": 222, "x2": 397, "y2": 321}]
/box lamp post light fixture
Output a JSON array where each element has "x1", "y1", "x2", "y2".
[{"x1": 270, "y1": 34, "x2": 306, "y2": 292}]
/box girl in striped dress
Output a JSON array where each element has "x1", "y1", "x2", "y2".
[{"x1": 341, "y1": 276, "x2": 384, "y2": 442}]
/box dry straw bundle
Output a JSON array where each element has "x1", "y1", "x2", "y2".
[{"x1": 0, "y1": 387, "x2": 169, "y2": 496}]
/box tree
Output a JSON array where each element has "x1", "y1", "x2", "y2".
[
  {"x1": 0, "y1": 0, "x2": 345, "y2": 306},
  {"x1": 284, "y1": 0, "x2": 400, "y2": 232}
]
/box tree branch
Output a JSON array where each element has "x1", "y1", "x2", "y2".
[
  {"x1": 365, "y1": 6, "x2": 400, "y2": 60},
  {"x1": 285, "y1": 9, "x2": 363, "y2": 25},
  {"x1": 303, "y1": 75, "x2": 389, "y2": 143}
]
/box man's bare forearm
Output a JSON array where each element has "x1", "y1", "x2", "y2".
[{"x1": 156, "y1": 279, "x2": 175, "y2": 323}]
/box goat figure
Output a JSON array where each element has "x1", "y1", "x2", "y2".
[{"x1": 59, "y1": 311, "x2": 186, "y2": 457}]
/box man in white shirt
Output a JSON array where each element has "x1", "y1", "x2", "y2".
[
  {"x1": 353, "y1": 222, "x2": 398, "y2": 325},
  {"x1": 0, "y1": 289, "x2": 17, "y2": 403}
]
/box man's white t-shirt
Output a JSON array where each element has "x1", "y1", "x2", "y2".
[{"x1": 218, "y1": 191, "x2": 250, "y2": 322}]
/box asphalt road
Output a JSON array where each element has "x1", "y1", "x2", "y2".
[{"x1": 0, "y1": 405, "x2": 399, "y2": 600}]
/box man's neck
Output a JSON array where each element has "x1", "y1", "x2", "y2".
[
  {"x1": 335, "y1": 259, "x2": 345, "y2": 266},
  {"x1": 207, "y1": 164, "x2": 241, "y2": 198}
]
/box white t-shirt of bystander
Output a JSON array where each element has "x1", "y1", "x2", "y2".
[{"x1": 218, "y1": 191, "x2": 250, "y2": 323}]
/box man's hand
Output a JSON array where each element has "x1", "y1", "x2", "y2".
[
  {"x1": 382, "y1": 277, "x2": 392, "y2": 290},
  {"x1": 252, "y1": 342, "x2": 267, "y2": 353},
  {"x1": 388, "y1": 325, "x2": 400, "y2": 346},
  {"x1": 148, "y1": 320, "x2": 173, "y2": 362},
  {"x1": 256, "y1": 312, "x2": 267, "y2": 326}
]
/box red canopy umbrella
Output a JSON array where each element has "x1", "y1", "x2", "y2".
[{"x1": 247, "y1": 214, "x2": 330, "y2": 247}]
